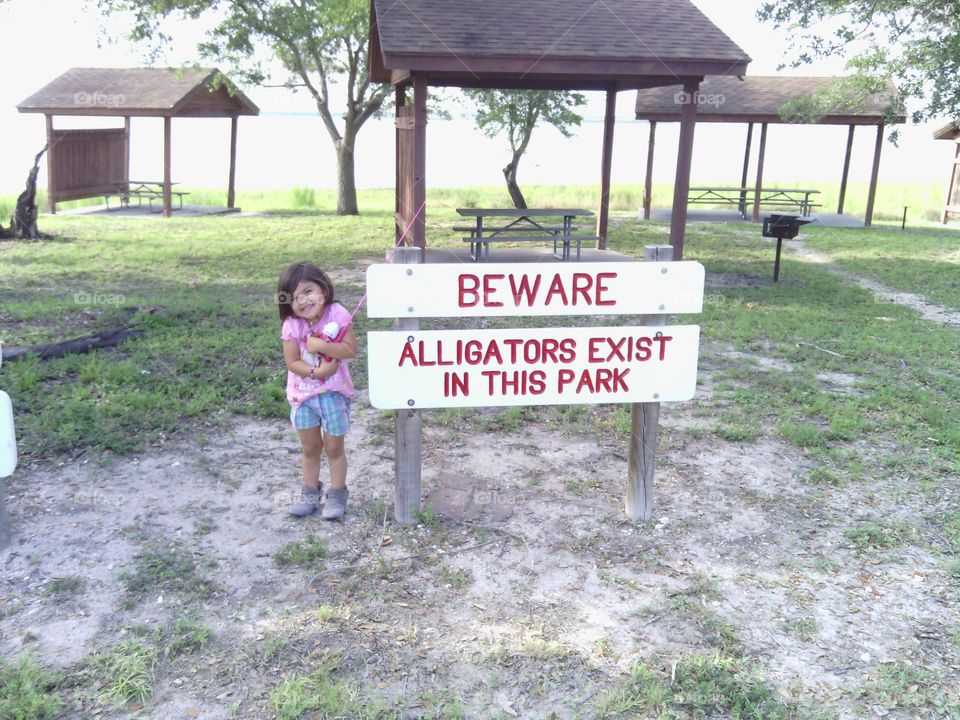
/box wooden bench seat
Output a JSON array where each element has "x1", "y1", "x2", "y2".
[{"x1": 463, "y1": 233, "x2": 598, "y2": 262}]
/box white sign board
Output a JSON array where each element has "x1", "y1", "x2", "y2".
[
  {"x1": 367, "y1": 325, "x2": 700, "y2": 409},
  {"x1": 366, "y1": 262, "x2": 704, "y2": 318}
]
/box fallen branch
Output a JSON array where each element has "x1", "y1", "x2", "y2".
[
  {"x1": 2, "y1": 323, "x2": 142, "y2": 362},
  {"x1": 796, "y1": 341, "x2": 843, "y2": 357}
]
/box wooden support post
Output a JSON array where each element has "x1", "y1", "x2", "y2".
[
  {"x1": 393, "y1": 246, "x2": 423, "y2": 525},
  {"x1": 395, "y1": 84, "x2": 405, "y2": 245},
  {"x1": 163, "y1": 116, "x2": 172, "y2": 218},
  {"x1": 838, "y1": 124, "x2": 854, "y2": 214},
  {"x1": 943, "y1": 143, "x2": 960, "y2": 225},
  {"x1": 752, "y1": 122, "x2": 768, "y2": 223},
  {"x1": 596, "y1": 88, "x2": 617, "y2": 249},
  {"x1": 227, "y1": 115, "x2": 238, "y2": 209},
  {"x1": 44, "y1": 115, "x2": 55, "y2": 214},
  {"x1": 643, "y1": 121, "x2": 656, "y2": 220},
  {"x1": 669, "y1": 79, "x2": 699, "y2": 260},
  {"x1": 738, "y1": 122, "x2": 753, "y2": 217},
  {"x1": 626, "y1": 243, "x2": 672, "y2": 521},
  {"x1": 412, "y1": 75, "x2": 427, "y2": 249},
  {"x1": 864, "y1": 123, "x2": 884, "y2": 227},
  {"x1": 123, "y1": 117, "x2": 131, "y2": 191}
]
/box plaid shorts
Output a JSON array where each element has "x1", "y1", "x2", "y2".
[{"x1": 290, "y1": 392, "x2": 351, "y2": 435}]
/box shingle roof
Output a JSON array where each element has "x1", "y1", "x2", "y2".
[
  {"x1": 933, "y1": 119, "x2": 960, "y2": 140},
  {"x1": 635, "y1": 75, "x2": 904, "y2": 124},
  {"x1": 370, "y1": 0, "x2": 751, "y2": 89},
  {"x1": 17, "y1": 68, "x2": 259, "y2": 117}
]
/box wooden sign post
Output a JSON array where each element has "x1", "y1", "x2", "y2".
[{"x1": 367, "y1": 248, "x2": 702, "y2": 524}]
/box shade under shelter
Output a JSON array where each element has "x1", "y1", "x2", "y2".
[
  {"x1": 369, "y1": 0, "x2": 751, "y2": 259},
  {"x1": 634, "y1": 76, "x2": 904, "y2": 227},
  {"x1": 934, "y1": 120, "x2": 960, "y2": 224},
  {"x1": 17, "y1": 67, "x2": 259, "y2": 217}
]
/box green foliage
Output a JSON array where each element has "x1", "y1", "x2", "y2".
[
  {"x1": 165, "y1": 616, "x2": 212, "y2": 657},
  {"x1": 95, "y1": 0, "x2": 390, "y2": 213},
  {"x1": 757, "y1": 0, "x2": 960, "y2": 128},
  {"x1": 0, "y1": 656, "x2": 63, "y2": 720},
  {"x1": 462, "y1": 89, "x2": 586, "y2": 204},
  {"x1": 857, "y1": 661, "x2": 960, "y2": 715}
]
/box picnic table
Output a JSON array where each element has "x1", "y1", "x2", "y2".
[
  {"x1": 105, "y1": 181, "x2": 190, "y2": 212},
  {"x1": 455, "y1": 208, "x2": 597, "y2": 262},
  {"x1": 687, "y1": 187, "x2": 821, "y2": 218}
]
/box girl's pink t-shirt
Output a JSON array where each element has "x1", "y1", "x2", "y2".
[{"x1": 281, "y1": 302, "x2": 355, "y2": 408}]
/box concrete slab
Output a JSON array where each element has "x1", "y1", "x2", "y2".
[
  {"x1": 50, "y1": 204, "x2": 241, "y2": 219},
  {"x1": 640, "y1": 207, "x2": 865, "y2": 229},
  {"x1": 422, "y1": 246, "x2": 637, "y2": 265}
]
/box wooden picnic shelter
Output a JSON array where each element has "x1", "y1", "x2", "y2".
[
  {"x1": 634, "y1": 76, "x2": 905, "y2": 226},
  {"x1": 17, "y1": 67, "x2": 259, "y2": 217},
  {"x1": 368, "y1": 0, "x2": 751, "y2": 260},
  {"x1": 933, "y1": 120, "x2": 960, "y2": 224}
]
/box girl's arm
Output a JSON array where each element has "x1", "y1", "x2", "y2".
[
  {"x1": 305, "y1": 326, "x2": 358, "y2": 360},
  {"x1": 283, "y1": 340, "x2": 338, "y2": 380}
]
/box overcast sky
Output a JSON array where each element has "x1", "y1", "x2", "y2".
[{"x1": 0, "y1": 0, "x2": 952, "y2": 195}]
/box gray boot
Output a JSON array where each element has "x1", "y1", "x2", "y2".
[
  {"x1": 288, "y1": 485, "x2": 321, "y2": 517},
  {"x1": 322, "y1": 487, "x2": 349, "y2": 520}
]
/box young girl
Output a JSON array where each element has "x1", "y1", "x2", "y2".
[{"x1": 278, "y1": 261, "x2": 357, "y2": 520}]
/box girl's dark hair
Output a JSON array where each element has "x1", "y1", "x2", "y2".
[{"x1": 277, "y1": 261, "x2": 335, "y2": 322}]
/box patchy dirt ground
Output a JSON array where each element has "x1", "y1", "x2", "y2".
[
  {"x1": 2, "y1": 344, "x2": 958, "y2": 718},
  {"x1": 2, "y1": 239, "x2": 958, "y2": 717}
]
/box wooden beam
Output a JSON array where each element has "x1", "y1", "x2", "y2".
[
  {"x1": 864, "y1": 123, "x2": 884, "y2": 227},
  {"x1": 227, "y1": 115, "x2": 238, "y2": 209},
  {"x1": 752, "y1": 122, "x2": 769, "y2": 223},
  {"x1": 395, "y1": 84, "x2": 405, "y2": 245},
  {"x1": 626, "y1": 243, "x2": 672, "y2": 520},
  {"x1": 123, "y1": 117, "x2": 131, "y2": 191},
  {"x1": 596, "y1": 88, "x2": 617, "y2": 250},
  {"x1": 163, "y1": 116, "x2": 172, "y2": 217},
  {"x1": 44, "y1": 115, "x2": 55, "y2": 213},
  {"x1": 738, "y1": 122, "x2": 753, "y2": 217},
  {"x1": 393, "y1": 246, "x2": 422, "y2": 525},
  {"x1": 412, "y1": 75, "x2": 427, "y2": 248},
  {"x1": 669, "y1": 79, "x2": 700, "y2": 260},
  {"x1": 943, "y1": 142, "x2": 960, "y2": 225},
  {"x1": 838, "y1": 124, "x2": 855, "y2": 214},
  {"x1": 643, "y1": 121, "x2": 656, "y2": 220}
]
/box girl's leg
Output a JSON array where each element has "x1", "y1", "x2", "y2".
[
  {"x1": 297, "y1": 427, "x2": 325, "y2": 490},
  {"x1": 323, "y1": 433, "x2": 347, "y2": 490}
]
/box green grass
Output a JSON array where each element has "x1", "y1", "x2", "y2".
[
  {"x1": 0, "y1": 655, "x2": 63, "y2": 720},
  {"x1": 120, "y1": 544, "x2": 216, "y2": 599},
  {"x1": 843, "y1": 520, "x2": 915, "y2": 551},
  {"x1": 595, "y1": 654, "x2": 829, "y2": 719},
  {"x1": 273, "y1": 536, "x2": 329, "y2": 568},
  {"x1": 269, "y1": 661, "x2": 393, "y2": 720},
  {"x1": 93, "y1": 639, "x2": 156, "y2": 707},
  {"x1": 43, "y1": 575, "x2": 86, "y2": 598},
  {"x1": 857, "y1": 661, "x2": 960, "y2": 716},
  {"x1": 0, "y1": 192, "x2": 957, "y2": 495}
]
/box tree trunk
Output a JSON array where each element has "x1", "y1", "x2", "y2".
[
  {"x1": 9, "y1": 146, "x2": 46, "y2": 239},
  {"x1": 503, "y1": 154, "x2": 527, "y2": 209},
  {"x1": 336, "y1": 138, "x2": 359, "y2": 216}
]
